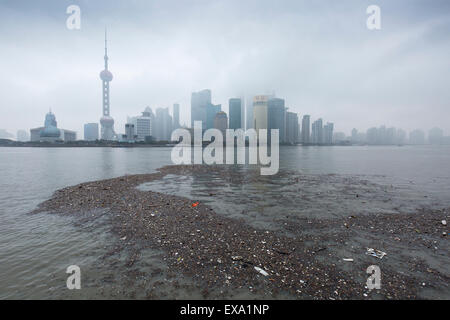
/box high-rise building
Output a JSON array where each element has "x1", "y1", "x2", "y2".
[
  {"x1": 99, "y1": 30, "x2": 116, "y2": 140},
  {"x1": 173, "y1": 103, "x2": 180, "y2": 130},
  {"x1": 154, "y1": 107, "x2": 172, "y2": 141},
  {"x1": 286, "y1": 112, "x2": 299, "y2": 144},
  {"x1": 228, "y1": 98, "x2": 242, "y2": 130},
  {"x1": 366, "y1": 127, "x2": 378, "y2": 145},
  {"x1": 121, "y1": 123, "x2": 136, "y2": 142},
  {"x1": 409, "y1": 129, "x2": 425, "y2": 145},
  {"x1": 351, "y1": 128, "x2": 358, "y2": 143},
  {"x1": 239, "y1": 96, "x2": 245, "y2": 130},
  {"x1": 253, "y1": 95, "x2": 269, "y2": 136},
  {"x1": 191, "y1": 89, "x2": 211, "y2": 129},
  {"x1": 214, "y1": 111, "x2": 228, "y2": 137},
  {"x1": 206, "y1": 103, "x2": 221, "y2": 130},
  {"x1": 429, "y1": 127, "x2": 444, "y2": 144},
  {"x1": 323, "y1": 122, "x2": 334, "y2": 144},
  {"x1": 84, "y1": 123, "x2": 99, "y2": 141},
  {"x1": 311, "y1": 118, "x2": 323, "y2": 144},
  {"x1": 245, "y1": 95, "x2": 254, "y2": 130},
  {"x1": 267, "y1": 98, "x2": 286, "y2": 143},
  {"x1": 301, "y1": 115, "x2": 310, "y2": 144},
  {"x1": 130, "y1": 107, "x2": 154, "y2": 141}
]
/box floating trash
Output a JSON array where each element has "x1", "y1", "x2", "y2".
[
  {"x1": 254, "y1": 266, "x2": 269, "y2": 276},
  {"x1": 366, "y1": 248, "x2": 387, "y2": 259}
]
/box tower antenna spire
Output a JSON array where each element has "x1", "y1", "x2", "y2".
[{"x1": 104, "y1": 27, "x2": 108, "y2": 69}]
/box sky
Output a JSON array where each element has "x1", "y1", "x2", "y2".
[{"x1": 0, "y1": 0, "x2": 449, "y2": 138}]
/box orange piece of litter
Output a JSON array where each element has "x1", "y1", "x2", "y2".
[{"x1": 192, "y1": 202, "x2": 199, "y2": 207}]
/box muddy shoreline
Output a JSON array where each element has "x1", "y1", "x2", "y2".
[{"x1": 32, "y1": 165, "x2": 449, "y2": 299}]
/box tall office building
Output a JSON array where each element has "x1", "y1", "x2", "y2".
[
  {"x1": 301, "y1": 115, "x2": 310, "y2": 144},
  {"x1": 191, "y1": 89, "x2": 211, "y2": 129},
  {"x1": 130, "y1": 107, "x2": 154, "y2": 141},
  {"x1": 239, "y1": 96, "x2": 245, "y2": 130},
  {"x1": 311, "y1": 118, "x2": 323, "y2": 144},
  {"x1": 267, "y1": 98, "x2": 286, "y2": 143},
  {"x1": 286, "y1": 112, "x2": 299, "y2": 144},
  {"x1": 253, "y1": 95, "x2": 269, "y2": 136},
  {"x1": 323, "y1": 122, "x2": 334, "y2": 144},
  {"x1": 154, "y1": 107, "x2": 172, "y2": 141},
  {"x1": 228, "y1": 98, "x2": 242, "y2": 130},
  {"x1": 173, "y1": 103, "x2": 180, "y2": 129},
  {"x1": 206, "y1": 103, "x2": 221, "y2": 130},
  {"x1": 409, "y1": 129, "x2": 425, "y2": 145},
  {"x1": 351, "y1": 128, "x2": 358, "y2": 143},
  {"x1": 366, "y1": 127, "x2": 378, "y2": 145},
  {"x1": 245, "y1": 95, "x2": 254, "y2": 130},
  {"x1": 99, "y1": 30, "x2": 116, "y2": 140},
  {"x1": 121, "y1": 123, "x2": 136, "y2": 142},
  {"x1": 429, "y1": 127, "x2": 444, "y2": 144},
  {"x1": 84, "y1": 123, "x2": 99, "y2": 141},
  {"x1": 214, "y1": 111, "x2": 228, "y2": 137}
]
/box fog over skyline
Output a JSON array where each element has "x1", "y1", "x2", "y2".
[{"x1": 1, "y1": 0, "x2": 449, "y2": 137}]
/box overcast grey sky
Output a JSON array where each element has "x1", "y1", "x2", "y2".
[{"x1": 0, "y1": 0, "x2": 449, "y2": 137}]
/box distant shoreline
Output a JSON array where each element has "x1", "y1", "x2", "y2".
[{"x1": 0, "y1": 138, "x2": 420, "y2": 148}]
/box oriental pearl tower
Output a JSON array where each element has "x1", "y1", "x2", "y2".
[{"x1": 99, "y1": 29, "x2": 116, "y2": 140}]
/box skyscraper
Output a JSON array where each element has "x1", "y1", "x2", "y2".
[
  {"x1": 214, "y1": 111, "x2": 228, "y2": 137},
  {"x1": 253, "y1": 95, "x2": 269, "y2": 136},
  {"x1": 301, "y1": 115, "x2": 310, "y2": 144},
  {"x1": 130, "y1": 107, "x2": 154, "y2": 141},
  {"x1": 245, "y1": 95, "x2": 254, "y2": 130},
  {"x1": 409, "y1": 129, "x2": 425, "y2": 145},
  {"x1": 206, "y1": 103, "x2": 221, "y2": 130},
  {"x1": 429, "y1": 127, "x2": 444, "y2": 144},
  {"x1": 154, "y1": 107, "x2": 172, "y2": 141},
  {"x1": 191, "y1": 89, "x2": 211, "y2": 130},
  {"x1": 228, "y1": 98, "x2": 242, "y2": 130},
  {"x1": 311, "y1": 118, "x2": 323, "y2": 144},
  {"x1": 84, "y1": 123, "x2": 99, "y2": 141},
  {"x1": 173, "y1": 103, "x2": 180, "y2": 130},
  {"x1": 286, "y1": 112, "x2": 299, "y2": 144},
  {"x1": 323, "y1": 122, "x2": 334, "y2": 144},
  {"x1": 122, "y1": 123, "x2": 136, "y2": 142},
  {"x1": 267, "y1": 98, "x2": 286, "y2": 143},
  {"x1": 99, "y1": 30, "x2": 116, "y2": 140}
]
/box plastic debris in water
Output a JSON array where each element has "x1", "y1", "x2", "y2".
[
  {"x1": 254, "y1": 266, "x2": 269, "y2": 276},
  {"x1": 192, "y1": 202, "x2": 199, "y2": 207},
  {"x1": 366, "y1": 248, "x2": 387, "y2": 259},
  {"x1": 343, "y1": 258, "x2": 354, "y2": 262}
]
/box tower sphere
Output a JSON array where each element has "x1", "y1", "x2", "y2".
[
  {"x1": 100, "y1": 116, "x2": 115, "y2": 125},
  {"x1": 100, "y1": 70, "x2": 113, "y2": 81}
]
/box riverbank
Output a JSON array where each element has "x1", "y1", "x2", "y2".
[{"x1": 31, "y1": 165, "x2": 449, "y2": 299}]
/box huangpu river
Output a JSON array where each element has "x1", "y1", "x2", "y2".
[{"x1": 0, "y1": 145, "x2": 449, "y2": 299}]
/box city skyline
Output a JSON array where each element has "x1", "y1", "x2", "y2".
[{"x1": 1, "y1": 0, "x2": 450, "y2": 136}]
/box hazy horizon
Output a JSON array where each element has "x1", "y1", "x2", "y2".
[{"x1": 1, "y1": 0, "x2": 450, "y2": 137}]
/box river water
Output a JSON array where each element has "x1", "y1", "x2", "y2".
[{"x1": 0, "y1": 145, "x2": 449, "y2": 299}]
